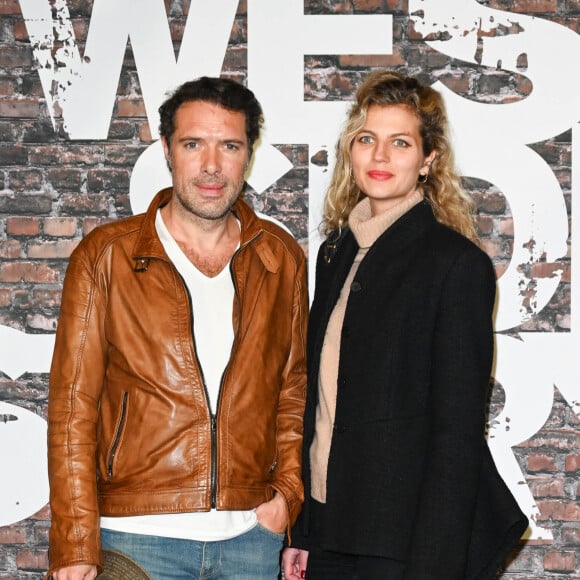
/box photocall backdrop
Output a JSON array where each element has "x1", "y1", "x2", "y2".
[{"x1": 1, "y1": 0, "x2": 579, "y2": 577}]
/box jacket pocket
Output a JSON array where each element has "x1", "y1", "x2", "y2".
[
  {"x1": 106, "y1": 391, "x2": 128, "y2": 480},
  {"x1": 269, "y1": 459, "x2": 277, "y2": 475}
]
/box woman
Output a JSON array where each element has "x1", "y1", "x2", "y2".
[{"x1": 282, "y1": 71, "x2": 528, "y2": 579}]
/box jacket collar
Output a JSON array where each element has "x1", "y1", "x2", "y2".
[
  {"x1": 315, "y1": 200, "x2": 438, "y2": 323},
  {"x1": 324, "y1": 199, "x2": 437, "y2": 267},
  {"x1": 365, "y1": 198, "x2": 436, "y2": 257},
  {"x1": 131, "y1": 187, "x2": 278, "y2": 273},
  {"x1": 232, "y1": 197, "x2": 280, "y2": 274}
]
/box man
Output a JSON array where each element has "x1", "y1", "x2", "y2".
[{"x1": 47, "y1": 77, "x2": 307, "y2": 579}]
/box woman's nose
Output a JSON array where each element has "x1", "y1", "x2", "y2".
[{"x1": 372, "y1": 142, "x2": 389, "y2": 162}]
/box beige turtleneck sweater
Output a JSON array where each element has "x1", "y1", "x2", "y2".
[{"x1": 310, "y1": 191, "x2": 423, "y2": 503}]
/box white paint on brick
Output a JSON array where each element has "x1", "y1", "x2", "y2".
[
  {"x1": 0, "y1": 326, "x2": 54, "y2": 380},
  {"x1": 0, "y1": 402, "x2": 48, "y2": 527}
]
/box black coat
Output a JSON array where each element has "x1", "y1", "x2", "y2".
[{"x1": 293, "y1": 201, "x2": 527, "y2": 579}]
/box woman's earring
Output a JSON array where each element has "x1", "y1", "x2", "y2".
[{"x1": 418, "y1": 159, "x2": 432, "y2": 184}]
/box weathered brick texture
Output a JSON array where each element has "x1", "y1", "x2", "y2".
[{"x1": 0, "y1": 1, "x2": 578, "y2": 578}]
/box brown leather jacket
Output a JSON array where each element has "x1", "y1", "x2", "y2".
[{"x1": 47, "y1": 188, "x2": 308, "y2": 575}]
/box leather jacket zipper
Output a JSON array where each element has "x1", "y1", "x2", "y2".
[
  {"x1": 163, "y1": 230, "x2": 261, "y2": 510},
  {"x1": 210, "y1": 415, "x2": 217, "y2": 508},
  {"x1": 206, "y1": 237, "x2": 255, "y2": 509},
  {"x1": 197, "y1": 234, "x2": 260, "y2": 509},
  {"x1": 174, "y1": 268, "x2": 219, "y2": 508},
  {"x1": 206, "y1": 233, "x2": 260, "y2": 504},
  {"x1": 107, "y1": 391, "x2": 128, "y2": 479}
]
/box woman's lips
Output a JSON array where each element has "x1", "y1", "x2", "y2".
[{"x1": 367, "y1": 170, "x2": 393, "y2": 180}]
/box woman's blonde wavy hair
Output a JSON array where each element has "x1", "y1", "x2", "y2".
[{"x1": 322, "y1": 70, "x2": 477, "y2": 241}]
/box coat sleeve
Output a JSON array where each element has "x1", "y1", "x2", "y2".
[
  {"x1": 271, "y1": 250, "x2": 309, "y2": 532},
  {"x1": 47, "y1": 240, "x2": 107, "y2": 576},
  {"x1": 404, "y1": 245, "x2": 496, "y2": 580},
  {"x1": 288, "y1": 239, "x2": 331, "y2": 550}
]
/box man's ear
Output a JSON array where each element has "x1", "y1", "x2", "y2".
[
  {"x1": 162, "y1": 137, "x2": 172, "y2": 172},
  {"x1": 161, "y1": 136, "x2": 170, "y2": 159}
]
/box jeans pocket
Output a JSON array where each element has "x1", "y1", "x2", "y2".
[{"x1": 255, "y1": 521, "x2": 285, "y2": 541}]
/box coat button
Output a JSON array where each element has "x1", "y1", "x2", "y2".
[{"x1": 350, "y1": 280, "x2": 362, "y2": 292}]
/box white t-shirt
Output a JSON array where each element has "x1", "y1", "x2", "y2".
[{"x1": 100, "y1": 210, "x2": 257, "y2": 540}]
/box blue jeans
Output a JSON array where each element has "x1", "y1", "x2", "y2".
[{"x1": 100, "y1": 523, "x2": 284, "y2": 579}]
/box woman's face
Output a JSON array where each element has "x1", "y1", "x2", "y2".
[{"x1": 350, "y1": 104, "x2": 435, "y2": 216}]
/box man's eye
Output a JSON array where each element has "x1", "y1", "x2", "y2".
[
  {"x1": 225, "y1": 143, "x2": 240, "y2": 151},
  {"x1": 394, "y1": 139, "x2": 410, "y2": 148},
  {"x1": 185, "y1": 142, "x2": 198, "y2": 149}
]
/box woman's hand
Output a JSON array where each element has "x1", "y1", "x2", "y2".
[{"x1": 282, "y1": 547, "x2": 308, "y2": 579}]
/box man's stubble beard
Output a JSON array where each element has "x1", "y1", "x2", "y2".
[{"x1": 173, "y1": 178, "x2": 244, "y2": 222}]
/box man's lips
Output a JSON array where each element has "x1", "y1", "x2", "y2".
[
  {"x1": 195, "y1": 182, "x2": 225, "y2": 194},
  {"x1": 367, "y1": 170, "x2": 393, "y2": 180}
]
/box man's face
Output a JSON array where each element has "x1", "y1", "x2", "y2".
[{"x1": 162, "y1": 100, "x2": 249, "y2": 222}]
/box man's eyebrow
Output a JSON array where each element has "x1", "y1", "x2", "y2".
[{"x1": 175, "y1": 136, "x2": 247, "y2": 144}]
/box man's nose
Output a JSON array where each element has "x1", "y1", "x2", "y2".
[{"x1": 202, "y1": 146, "x2": 221, "y2": 175}]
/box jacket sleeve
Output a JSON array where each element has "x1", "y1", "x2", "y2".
[
  {"x1": 271, "y1": 250, "x2": 308, "y2": 532},
  {"x1": 288, "y1": 237, "x2": 336, "y2": 550},
  {"x1": 404, "y1": 246, "x2": 496, "y2": 580},
  {"x1": 47, "y1": 240, "x2": 107, "y2": 576}
]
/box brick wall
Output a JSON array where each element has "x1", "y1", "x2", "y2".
[{"x1": 1, "y1": 0, "x2": 578, "y2": 578}]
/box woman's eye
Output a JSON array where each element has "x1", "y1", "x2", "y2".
[
  {"x1": 358, "y1": 135, "x2": 373, "y2": 144},
  {"x1": 394, "y1": 139, "x2": 410, "y2": 148}
]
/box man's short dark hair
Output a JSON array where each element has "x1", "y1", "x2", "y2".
[{"x1": 158, "y1": 76, "x2": 264, "y2": 154}]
